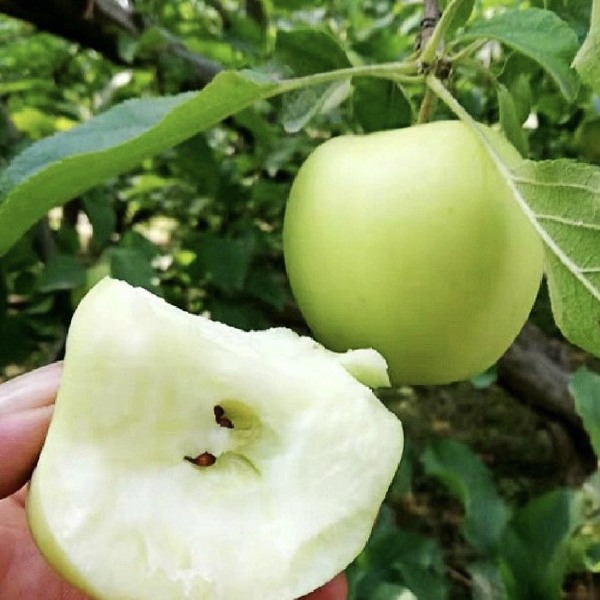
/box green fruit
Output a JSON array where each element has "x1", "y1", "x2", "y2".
[
  {"x1": 283, "y1": 120, "x2": 545, "y2": 385},
  {"x1": 27, "y1": 278, "x2": 403, "y2": 600}
]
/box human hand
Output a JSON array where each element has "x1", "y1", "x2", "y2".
[{"x1": 0, "y1": 363, "x2": 348, "y2": 600}]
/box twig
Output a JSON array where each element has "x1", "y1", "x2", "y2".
[
  {"x1": 418, "y1": 0, "x2": 442, "y2": 56},
  {"x1": 416, "y1": 86, "x2": 437, "y2": 123}
]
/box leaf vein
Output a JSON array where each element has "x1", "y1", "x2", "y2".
[
  {"x1": 513, "y1": 176, "x2": 600, "y2": 195},
  {"x1": 536, "y1": 214, "x2": 600, "y2": 231}
]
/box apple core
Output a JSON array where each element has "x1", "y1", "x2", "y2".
[{"x1": 27, "y1": 278, "x2": 403, "y2": 600}]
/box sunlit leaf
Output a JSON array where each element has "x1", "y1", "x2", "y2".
[
  {"x1": 461, "y1": 8, "x2": 580, "y2": 102},
  {"x1": 510, "y1": 160, "x2": 600, "y2": 358},
  {"x1": 0, "y1": 70, "x2": 281, "y2": 256},
  {"x1": 573, "y1": 0, "x2": 600, "y2": 94}
]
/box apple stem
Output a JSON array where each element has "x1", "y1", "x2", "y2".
[{"x1": 417, "y1": 87, "x2": 437, "y2": 124}]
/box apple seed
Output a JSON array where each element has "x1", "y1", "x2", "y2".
[
  {"x1": 185, "y1": 452, "x2": 217, "y2": 467},
  {"x1": 214, "y1": 404, "x2": 234, "y2": 429}
]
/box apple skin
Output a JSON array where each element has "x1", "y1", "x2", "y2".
[{"x1": 283, "y1": 120, "x2": 545, "y2": 385}]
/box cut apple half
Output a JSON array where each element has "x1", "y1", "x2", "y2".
[{"x1": 27, "y1": 278, "x2": 403, "y2": 600}]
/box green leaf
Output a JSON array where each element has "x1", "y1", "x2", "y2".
[
  {"x1": 497, "y1": 83, "x2": 529, "y2": 156},
  {"x1": 0, "y1": 70, "x2": 280, "y2": 257},
  {"x1": 353, "y1": 79, "x2": 412, "y2": 133},
  {"x1": 191, "y1": 233, "x2": 256, "y2": 294},
  {"x1": 501, "y1": 489, "x2": 580, "y2": 600},
  {"x1": 110, "y1": 246, "x2": 158, "y2": 293},
  {"x1": 569, "y1": 368, "x2": 600, "y2": 456},
  {"x1": 509, "y1": 160, "x2": 600, "y2": 358},
  {"x1": 349, "y1": 508, "x2": 449, "y2": 600},
  {"x1": 439, "y1": 0, "x2": 475, "y2": 35},
  {"x1": 0, "y1": 264, "x2": 6, "y2": 319},
  {"x1": 461, "y1": 8, "x2": 580, "y2": 102},
  {"x1": 574, "y1": 118, "x2": 600, "y2": 163},
  {"x1": 70, "y1": 260, "x2": 111, "y2": 308},
  {"x1": 370, "y1": 583, "x2": 416, "y2": 600},
  {"x1": 389, "y1": 531, "x2": 448, "y2": 600},
  {"x1": 207, "y1": 298, "x2": 268, "y2": 330},
  {"x1": 282, "y1": 80, "x2": 353, "y2": 133},
  {"x1": 275, "y1": 29, "x2": 354, "y2": 133},
  {"x1": 38, "y1": 254, "x2": 86, "y2": 292},
  {"x1": 170, "y1": 135, "x2": 219, "y2": 195},
  {"x1": 423, "y1": 439, "x2": 510, "y2": 555},
  {"x1": 506, "y1": 73, "x2": 533, "y2": 126},
  {"x1": 469, "y1": 560, "x2": 507, "y2": 600},
  {"x1": 245, "y1": 268, "x2": 289, "y2": 311},
  {"x1": 82, "y1": 191, "x2": 116, "y2": 249},
  {"x1": 120, "y1": 231, "x2": 160, "y2": 260},
  {"x1": 274, "y1": 28, "x2": 351, "y2": 77},
  {"x1": 573, "y1": 0, "x2": 600, "y2": 94},
  {"x1": 470, "y1": 365, "x2": 497, "y2": 390},
  {"x1": 584, "y1": 542, "x2": 600, "y2": 571},
  {"x1": 0, "y1": 315, "x2": 35, "y2": 367},
  {"x1": 428, "y1": 77, "x2": 600, "y2": 362}
]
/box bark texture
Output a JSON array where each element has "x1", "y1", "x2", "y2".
[{"x1": 0, "y1": 0, "x2": 221, "y2": 88}]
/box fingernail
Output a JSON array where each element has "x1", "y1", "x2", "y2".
[{"x1": 0, "y1": 362, "x2": 63, "y2": 416}]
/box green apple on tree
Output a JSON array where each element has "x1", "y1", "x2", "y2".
[
  {"x1": 283, "y1": 120, "x2": 546, "y2": 385},
  {"x1": 26, "y1": 278, "x2": 403, "y2": 600}
]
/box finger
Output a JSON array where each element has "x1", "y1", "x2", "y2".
[
  {"x1": 0, "y1": 362, "x2": 63, "y2": 416},
  {"x1": 0, "y1": 405, "x2": 54, "y2": 499},
  {"x1": 0, "y1": 363, "x2": 62, "y2": 499},
  {"x1": 300, "y1": 574, "x2": 348, "y2": 600}
]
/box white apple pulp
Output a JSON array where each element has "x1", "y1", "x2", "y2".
[{"x1": 27, "y1": 278, "x2": 403, "y2": 600}]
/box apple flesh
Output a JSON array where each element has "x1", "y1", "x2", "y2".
[
  {"x1": 283, "y1": 120, "x2": 545, "y2": 385},
  {"x1": 27, "y1": 278, "x2": 403, "y2": 600}
]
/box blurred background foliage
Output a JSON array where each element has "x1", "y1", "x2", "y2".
[{"x1": 2, "y1": 0, "x2": 600, "y2": 597}]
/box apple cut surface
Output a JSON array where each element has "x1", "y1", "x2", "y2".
[{"x1": 27, "y1": 278, "x2": 403, "y2": 600}]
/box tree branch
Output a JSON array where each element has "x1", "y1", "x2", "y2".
[
  {"x1": 417, "y1": 0, "x2": 441, "y2": 56},
  {"x1": 0, "y1": 0, "x2": 222, "y2": 89},
  {"x1": 498, "y1": 323, "x2": 579, "y2": 428},
  {"x1": 497, "y1": 322, "x2": 596, "y2": 472}
]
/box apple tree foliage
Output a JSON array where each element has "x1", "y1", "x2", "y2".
[{"x1": 2, "y1": 0, "x2": 600, "y2": 597}]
